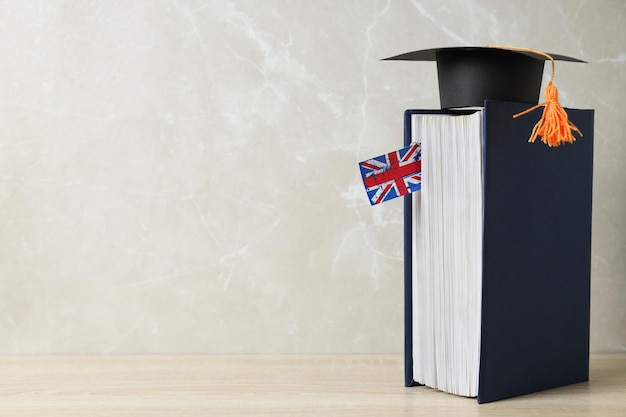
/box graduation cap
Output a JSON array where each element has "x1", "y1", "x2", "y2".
[{"x1": 383, "y1": 46, "x2": 586, "y2": 147}]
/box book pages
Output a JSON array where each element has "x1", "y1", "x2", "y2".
[{"x1": 412, "y1": 111, "x2": 483, "y2": 397}]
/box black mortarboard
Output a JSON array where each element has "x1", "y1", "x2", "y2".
[{"x1": 383, "y1": 46, "x2": 585, "y2": 109}]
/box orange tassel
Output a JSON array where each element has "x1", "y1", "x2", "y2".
[
  {"x1": 489, "y1": 46, "x2": 583, "y2": 147},
  {"x1": 512, "y1": 81, "x2": 582, "y2": 147}
]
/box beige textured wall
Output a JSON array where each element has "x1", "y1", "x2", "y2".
[{"x1": 0, "y1": 0, "x2": 624, "y2": 353}]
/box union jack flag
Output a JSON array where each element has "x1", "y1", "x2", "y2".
[{"x1": 359, "y1": 144, "x2": 422, "y2": 205}]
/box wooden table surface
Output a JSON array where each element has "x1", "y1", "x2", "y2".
[{"x1": 0, "y1": 354, "x2": 623, "y2": 416}]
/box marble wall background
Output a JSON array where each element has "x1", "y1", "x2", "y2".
[{"x1": 0, "y1": 0, "x2": 624, "y2": 353}]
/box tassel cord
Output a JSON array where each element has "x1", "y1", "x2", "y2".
[{"x1": 487, "y1": 46, "x2": 583, "y2": 147}]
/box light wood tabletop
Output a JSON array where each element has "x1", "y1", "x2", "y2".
[{"x1": 0, "y1": 353, "x2": 623, "y2": 416}]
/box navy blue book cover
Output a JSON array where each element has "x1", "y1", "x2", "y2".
[{"x1": 403, "y1": 100, "x2": 594, "y2": 403}]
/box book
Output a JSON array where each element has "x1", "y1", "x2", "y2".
[{"x1": 403, "y1": 100, "x2": 594, "y2": 403}]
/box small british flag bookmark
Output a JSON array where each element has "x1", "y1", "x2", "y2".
[{"x1": 359, "y1": 143, "x2": 422, "y2": 205}]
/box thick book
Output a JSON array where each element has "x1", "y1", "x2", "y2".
[{"x1": 403, "y1": 100, "x2": 594, "y2": 403}]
